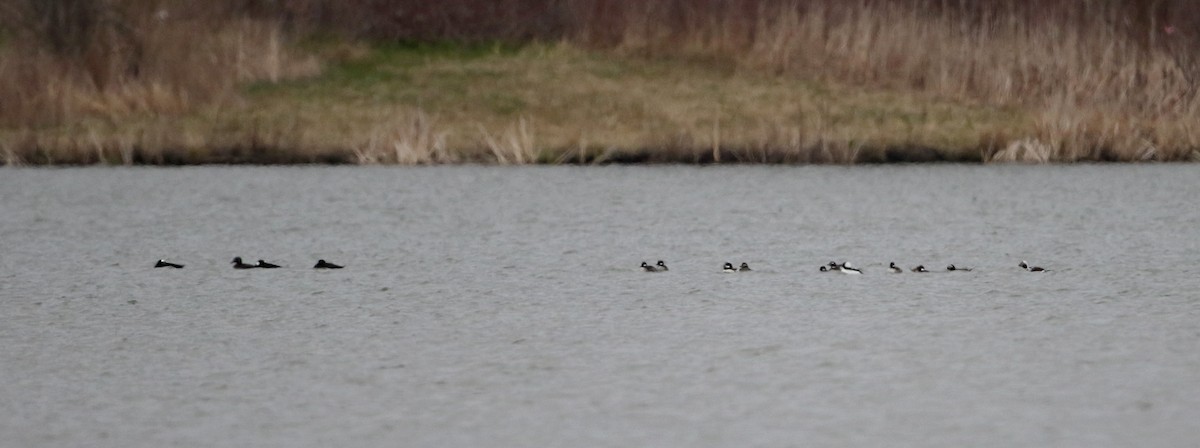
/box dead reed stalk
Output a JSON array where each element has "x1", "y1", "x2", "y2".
[
  {"x1": 356, "y1": 111, "x2": 450, "y2": 164},
  {"x1": 479, "y1": 117, "x2": 538, "y2": 164}
]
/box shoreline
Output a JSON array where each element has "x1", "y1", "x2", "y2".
[{"x1": 5, "y1": 144, "x2": 1197, "y2": 166}]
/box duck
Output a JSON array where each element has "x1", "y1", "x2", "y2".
[
  {"x1": 641, "y1": 261, "x2": 660, "y2": 272},
  {"x1": 911, "y1": 265, "x2": 929, "y2": 273},
  {"x1": 656, "y1": 260, "x2": 669, "y2": 271},
  {"x1": 1018, "y1": 260, "x2": 1046, "y2": 272},
  {"x1": 819, "y1": 265, "x2": 830, "y2": 272},
  {"x1": 723, "y1": 262, "x2": 737, "y2": 273},
  {"x1": 154, "y1": 259, "x2": 184, "y2": 269},
  {"x1": 256, "y1": 259, "x2": 281, "y2": 269},
  {"x1": 231, "y1": 257, "x2": 256, "y2": 269},
  {"x1": 314, "y1": 259, "x2": 343, "y2": 269},
  {"x1": 946, "y1": 264, "x2": 973, "y2": 272},
  {"x1": 839, "y1": 262, "x2": 862, "y2": 274},
  {"x1": 888, "y1": 262, "x2": 902, "y2": 273},
  {"x1": 739, "y1": 262, "x2": 751, "y2": 272}
]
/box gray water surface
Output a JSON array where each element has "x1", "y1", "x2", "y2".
[{"x1": 1, "y1": 165, "x2": 1199, "y2": 447}]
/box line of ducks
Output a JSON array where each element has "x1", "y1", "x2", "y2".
[
  {"x1": 640, "y1": 260, "x2": 750, "y2": 272},
  {"x1": 642, "y1": 260, "x2": 1048, "y2": 273},
  {"x1": 820, "y1": 260, "x2": 1048, "y2": 273},
  {"x1": 822, "y1": 261, "x2": 970, "y2": 274},
  {"x1": 153, "y1": 257, "x2": 344, "y2": 269}
]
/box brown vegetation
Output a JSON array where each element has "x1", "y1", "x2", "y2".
[
  {"x1": 2, "y1": 0, "x2": 1198, "y2": 164},
  {"x1": 0, "y1": 0, "x2": 318, "y2": 129},
  {"x1": 567, "y1": 0, "x2": 1200, "y2": 162}
]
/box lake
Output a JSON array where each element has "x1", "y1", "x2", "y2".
[{"x1": 1, "y1": 165, "x2": 1198, "y2": 447}]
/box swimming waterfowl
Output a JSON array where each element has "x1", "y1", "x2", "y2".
[
  {"x1": 154, "y1": 259, "x2": 184, "y2": 269},
  {"x1": 256, "y1": 259, "x2": 281, "y2": 269},
  {"x1": 723, "y1": 262, "x2": 737, "y2": 273},
  {"x1": 819, "y1": 265, "x2": 830, "y2": 272},
  {"x1": 656, "y1": 260, "x2": 669, "y2": 271},
  {"x1": 641, "y1": 261, "x2": 660, "y2": 272},
  {"x1": 911, "y1": 265, "x2": 928, "y2": 273},
  {"x1": 314, "y1": 259, "x2": 343, "y2": 269},
  {"x1": 1018, "y1": 260, "x2": 1046, "y2": 272},
  {"x1": 739, "y1": 262, "x2": 751, "y2": 271},
  {"x1": 839, "y1": 262, "x2": 862, "y2": 274},
  {"x1": 888, "y1": 262, "x2": 902, "y2": 273},
  {"x1": 946, "y1": 264, "x2": 973, "y2": 272},
  {"x1": 231, "y1": 257, "x2": 256, "y2": 269}
]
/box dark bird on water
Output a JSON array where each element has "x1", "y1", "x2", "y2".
[
  {"x1": 154, "y1": 259, "x2": 184, "y2": 268},
  {"x1": 256, "y1": 259, "x2": 281, "y2": 269},
  {"x1": 1018, "y1": 260, "x2": 1046, "y2": 272},
  {"x1": 314, "y1": 259, "x2": 343, "y2": 269},
  {"x1": 231, "y1": 257, "x2": 256, "y2": 269}
]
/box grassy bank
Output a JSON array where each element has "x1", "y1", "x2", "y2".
[
  {"x1": 2, "y1": 40, "x2": 1029, "y2": 165},
  {"x1": 2, "y1": 0, "x2": 1199, "y2": 165}
]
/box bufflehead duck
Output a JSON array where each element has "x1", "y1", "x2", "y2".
[
  {"x1": 946, "y1": 264, "x2": 973, "y2": 272},
  {"x1": 819, "y1": 265, "x2": 830, "y2": 272},
  {"x1": 314, "y1": 259, "x2": 343, "y2": 269},
  {"x1": 839, "y1": 262, "x2": 862, "y2": 274},
  {"x1": 911, "y1": 265, "x2": 928, "y2": 273},
  {"x1": 256, "y1": 259, "x2": 281, "y2": 269},
  {"x1": 739, "y1": 262, "x2": 751, "y2": 271},
  {"x1": 641, "y1": 261, "x2": 660, "y2": 272},
  {"x1": 723, "y1": 262, "x2": 737, "y2": 273},
  {"x1": 656, "y1": 260, "x2": 669, "y2": 271},
  {"x1": 1018, "y1": 260, "x2": 1046, "y2": 272},
  {"x1": 231, "y1": 257, "x2": 256, "y2": 269},
  {"x1": 888, "y1": 262, "x2": 902, "y2": 273},
  {"x1": 154, "y1": 259, "x2": 184, "y2": 268}
]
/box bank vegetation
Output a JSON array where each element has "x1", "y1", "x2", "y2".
[{"x1": 2, "y1": 0, "x2": 1198, "y2": 164}]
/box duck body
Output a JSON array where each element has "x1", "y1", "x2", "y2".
[
  {"x1": 656, "y1": 260, "x2": 669, "y2": 271},
  {"x1": 739, "y1": 262, "x2": 751, "y2": 272},
  {"x1": 314, "y1": 259, "x2": 344, "y2": 269},
  {"x1": 947, "y1": 264, "x2": 973, "y2": 272},
  {"x1": 155, "y1": 259, "x2": 184, "y2": 269},
  {"x1": 256, "y1": 259, "x2": 281, "y2": 269},
  {"x1": 1019, "y1": 261, "x2": 1046, "y2": 272},
  {"x1": 723, "y1": 263, "x2": 737, "y2": 273},
  {"x1": 888, "y1": 262, "x2": 902, "y2": 273},
  {"x1": 911, "y1": 265, "x2": 928, "y2": 273},
  {"x1": 641, "y1": 261, "x2": 660, "y2": 272},
  {"x1": 839, "y1": 262, "x2": 862, "y2": 274},
  {"x1": 231, "y1": 257, "x2": 257, "y2": 269}
]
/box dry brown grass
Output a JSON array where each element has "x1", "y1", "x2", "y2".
[
  {"x1": 0, "y1": 1, "x2": 319, "y2": 129},
  {"x1": 355, "y1": 111, "x2": 452, "y2": 165}
]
